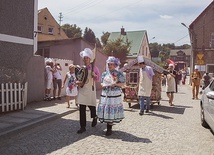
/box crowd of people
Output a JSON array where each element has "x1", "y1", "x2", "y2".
[
  {"x1": 161, "y1": 64, "x2": 212, "y2": 101},
  {"x1": 44, "y1": 47, "x2": 212, "y2": 136}
]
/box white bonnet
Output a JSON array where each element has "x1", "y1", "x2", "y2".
[
  {"x1": 45, "y1": 58, "x2": 53, "y2": 64},
  {"x1": 168, "y1": 64, "x2": 174, "y2": 67},
  {"x1": 137, "y1": 55, "x2": 144, "y2": 63},
  {"x1": 80, "y1": 48, "x2": 93, "y2": 59}
]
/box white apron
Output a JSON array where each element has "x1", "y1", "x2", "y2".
[
  {"x1": 166, "y1": 74, "x2": 176, "y2": 93},
  {"x1": 138, "y1": 68, "x2": 153, "y2": 97},
  {"x1": 76, "y1": 70, "x2": 97, "y2": 106}
]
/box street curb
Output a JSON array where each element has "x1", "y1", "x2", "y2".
[{"x1": 0, "y1": 109, "x2": 77, "y2": 140}]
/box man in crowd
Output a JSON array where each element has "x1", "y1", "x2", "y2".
[{"x1": 137, "y1": 55, "x2": 154, "y2": 115}]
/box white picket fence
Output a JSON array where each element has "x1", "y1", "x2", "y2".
[{"x1": 0, "y1": 82, "x2": 28, "y2": 113}]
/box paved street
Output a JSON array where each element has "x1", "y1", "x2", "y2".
[{"x1": 0, "y1": 84, "x2": 213, "y2": 155}]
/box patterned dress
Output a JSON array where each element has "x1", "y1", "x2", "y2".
[
  {"x1": 97, "y1": 70, "x2": 125, "y2": 123},
  {"x1": 66, "y1": 72, "x2": 78, "y2": 96}
]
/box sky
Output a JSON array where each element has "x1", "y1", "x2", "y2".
[{"x1": 38, "y1": 0, "x2": 213, "y2": 46}]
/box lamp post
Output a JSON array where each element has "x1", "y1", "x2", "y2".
[
  {"x1": 149, "y1": 37, "x2": 155, "y2": 42},
  {"x1": 181, "y1": 22, "x2": 194, "y2": 84}
]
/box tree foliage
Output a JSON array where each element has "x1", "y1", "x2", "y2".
[
  {"x1": 149, "y1": 42, "x2": 190, "y2": 61},
  {"x1": 149, "y1": 42, "x2": 191, "y2": 67},
  {"x1": 95, "y1": 38, "x2": 102, "y2": 48},
  {"x1": 83, "y1": 27, "x2": 96, "y2": 44},
  {"x1": 103, "y1": 38, "x2": 131, "y2": 66},
  {"x1": 61, "y1": 24, "x2": 82, "y2": 38},
  {"x1": 175, "y1": 44, "x2": 191, "y2": 49},
  {"x1": 101, "y1": 32, "x2": 110, "y2": 47}
]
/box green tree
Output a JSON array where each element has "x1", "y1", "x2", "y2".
[
  {"x1": 163, "y1": 43, "x2": 175, "y2": 49},
  {"x1": 95, "y1": 38, "x2": 102, "y2": 48},
  {"x1": 175, "y1": 44, "x2": 191, "y2": 49},
  {"x1": 103, "y1": 38, "x2": 131, "y2": 66},
  {"x1": 83, "y1": 27, "x2": 96, "y2": 44},
  {"x1": 101, "y1": 32, "x2": 110, "y2": 47},
  {"x1": 149, "y1": 42, "x2": 161, "y2": 57},
  {"x1": 61, "y1": 24, "x2": 82, "y2": 38}
]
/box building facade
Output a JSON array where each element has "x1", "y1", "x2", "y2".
[
  {"x1": 170, "y1": 49, "x2": 191, "y2": 70},
  {"x1": 38, "y1": 38, "x2": 108, "y2": 90},
  {"x1": 0, "y1": 0, "x2": 46, "y2": 103},
  {"x1": 108, "y1": 27, "x2": 151, "y2": 60},
  {"x1": 189, "y1": 1, "x2": 214, "y2": 73},
  {"x1": 38, "y1": 8, "x2": 68, "y2": 42}
]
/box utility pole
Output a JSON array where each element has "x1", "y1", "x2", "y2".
[{"x1": 58, "y1": 12, "x2": 63, "y2": 34}]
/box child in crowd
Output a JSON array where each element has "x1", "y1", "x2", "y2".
[{"x1": 62, "y1": 64, "x2": 78, "y2": 108}]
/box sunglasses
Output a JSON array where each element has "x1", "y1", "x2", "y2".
[{"x1": 139, "y1": 62, "x2": 145, "y2": 65}]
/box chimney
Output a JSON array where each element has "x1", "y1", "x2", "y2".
[{"x1": 121, "y1": 26, "x2": 126, "y2": 35}]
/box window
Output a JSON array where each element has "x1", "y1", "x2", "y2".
[
  {"x1": 207, "y1": 64, "x2": 214, "y2": 73},
  {"x1": 35, "y1": 48, "x2": 50, "y2": 57},
  {"x1": 210, "y1": 33, "x2": 214, "y2": 48},
  {"x1": 209, "y1": 80, "x2": 214, "y2": 91},
  {"x1": 146, "y1": 47, "x2": 148, "y2": 56},
  {"x1": 48, "y1": 27, "x2": 54, "y2": 35},
  {"x1": 38, "y1": 26, "x2": 42, "y2": 33},
  {"x1": 129, "y1": 72, "x2": 138, "y2": 84}
]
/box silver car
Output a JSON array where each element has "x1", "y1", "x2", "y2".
[{"x1": 200, "y1": 79, "x2": 214, "y2": 132}]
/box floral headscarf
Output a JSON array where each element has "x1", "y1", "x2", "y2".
[
  {"x1": 106, "y1": 56, "x2": 121, "y2": 66},
  {"x1": 102, "y1": 56, "x2": 121, "y2": 86}
]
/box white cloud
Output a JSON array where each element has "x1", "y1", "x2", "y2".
[{"x1": 159, "y1": 15, "x2": 173, "y2": 20}]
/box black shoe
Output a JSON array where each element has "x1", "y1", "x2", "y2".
[
  {"x1": 139, "y1": 111, "x2": 144, "y2": 116},
  {"x1": 57, "y1": 97, "x2": 61, "y2": 100},
  {"x1": 53, "y1": 97, "x2": 56, "y2": 100},
  {"x1": 105, "y1": 129, "x2": 112, "y2": 136},
  {"x1": 77, "y1": 128, "x2": 86, "y2": 134},
  {"x1": 145, "y1": 109, "x2": 149, "y2": 113},
  {"x1": 91, "y1": 117, "x2": 97, "y2": 127}
]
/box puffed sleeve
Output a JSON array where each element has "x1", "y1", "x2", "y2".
[{"x1": 117, "y1": 71, "x2": 125, "y2": 83}]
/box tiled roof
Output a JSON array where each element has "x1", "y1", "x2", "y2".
[
  {"x1": 108, "y1": 30, "x2": 147, "y2": 58},
  {"x1": 170, "y1": 49, "x2": 191, "y2": 56}
]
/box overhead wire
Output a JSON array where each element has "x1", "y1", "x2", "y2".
[
  {"x1": 174, "y1": 34, "x2": 189, "y2": 44},
  {"x1": 62, "y1": 0, "x2": 89, "y2": 14},
  {"x1": 82, "y1": 0, "x2": 144, "y2": 22},
  {"x1": 63, "y1": 0, "x2": 103, "y2": 16},
  {"x1": 63, "y1": 0, "x2": 144, "y2": 23},
  {"x1": 174, "y1": 18, "x2": 214, "y2": 44}
]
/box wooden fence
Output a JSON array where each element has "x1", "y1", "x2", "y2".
[{"x1": 0, "y1": 82, "x2": 28, "y2": 113}]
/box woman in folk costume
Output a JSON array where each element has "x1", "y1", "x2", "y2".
[
  {"x1": 97, "y1": 56, "x2": 125, "y2": 136},
  {"x1": 76, "y1": 48, "x2": 100, "y2": 134},
  {"x1": 137, "y1": 56, "x2": 155, "y2": 115},
  {"x1": 166, "y1": 64, "x2": 176, "y2": 106}
]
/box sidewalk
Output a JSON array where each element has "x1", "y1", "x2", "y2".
[{"x1": 0, "y1": 97, "x2": 78, "y2": 139}]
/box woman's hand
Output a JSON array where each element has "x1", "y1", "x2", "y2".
[
  {"x1": 91, "y1": 72, "x2": 97, "y2": 78},
  {"x1": 76, "y1": 81, "x2": 83, "y2": 87}
]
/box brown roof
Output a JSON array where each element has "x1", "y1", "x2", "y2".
[{"x1": 170, "y1": 49, "x2": 191, "y2": 56}]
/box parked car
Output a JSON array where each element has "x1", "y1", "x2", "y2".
[
  {"x1": 200, "y1": 73, "x2": 213, "y2": 89},
  {"x1": 200, "y1": 79, "x2": 214, "y2": 132}
]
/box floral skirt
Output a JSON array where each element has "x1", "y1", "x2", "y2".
[
  {"x1": 66, "y1": 86, "x2": 78, "y2": 96},
  {"x1": 97, "y1": 89, "x2": 124, "y2": 123}
]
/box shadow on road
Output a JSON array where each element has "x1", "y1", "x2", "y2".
[
  {"x1": 0, "y1": 116, "x2": 152, "y2": 155},
  {"x1": 147, "y1": 112, "x2": 173, "y2": 119},
  {"x1": 103, "y1": 130, "x2": 152, "y2": 143},
  {"x1": 151, "y1": 105, "x2": 187, "y2": 114}
]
